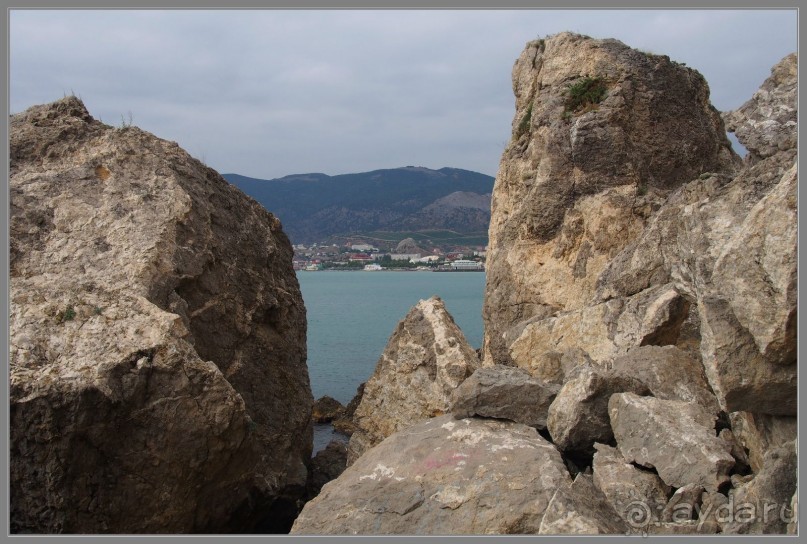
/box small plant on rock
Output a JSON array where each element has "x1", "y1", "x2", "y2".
[
  {"x1": 564, "y1": 77, "x2": 607, "y2": 116},
  {"x1": 57, "y1": 305, "x2": 77, "y2": 323}
]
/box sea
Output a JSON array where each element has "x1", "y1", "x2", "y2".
[{"x1": 297, "y1": 270, "x2": 486, "y2": 453}]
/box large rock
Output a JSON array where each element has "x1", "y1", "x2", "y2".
[
  {"x1": 483, "y1": 32, "x2": 736, "y2": 368},
  {"x1": 306, "y1": 440, "x2": 348, "y2": 500},
  {"x1": 592, "y1": 443, "x2": 670, "y2": 524},
  {"x1": 450, "y1": 366, "x2": 559, "y2": 428},
  {"x1": 538, "y1": 473, "x2": 629, "y2": 535},
  {"x1": 9, "y1": 98, "x2": 312, "y2": 533},
  {"x1": 347, "y1": 297, "x2": 479, "y2": 463},
  {"x1": 609, "y1": 393, "x2": 734, "y2": 492},
  {"x1": 311, "y1": 396, "x2": 346, "y2": 423},
  {"x1": 546, "y1": 365, "x2": 648, "y2": 454},
  {"x1": 291, "y1": 415, "x2": 571, "y2": 535}
]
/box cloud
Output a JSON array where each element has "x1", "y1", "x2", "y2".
[{"x1": 9, "y1": 9, "x2": 797, "y2": 178}]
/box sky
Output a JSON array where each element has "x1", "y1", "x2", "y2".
[{"x1": 9, "y1": 9, "x2": 798, "y2": 180}]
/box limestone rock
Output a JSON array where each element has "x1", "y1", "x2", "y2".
[
  {"x1": 312, "y1": 396, "x2": 346, "y2": 423},
  {"x1": 291, "y1": 415, "x2": 571, "y2": 535},
  {"x1": 609, "y1": 393, "x2": 734, "y2": 492},
  {"x1": 539, "y1": 473, "x2": 629, "y2": 535},
  {"x1": 721, "y1": 441, "x2": 797, "y2": 534},
  {"x1": 546, "y1": 365, "x2": 648, "y2": 454},
  {"x1": 483, "y1": 32, "x2": 736, "y2": 368},
  {"x1": 9, "y1": 98, "x2": 311, "y2": 533},
  {"x1": 592, "y1": 443, "x2": 670, "y2": 524},
  {"x1": 450, "y1": 365, "x2": 559, "y2": 428},
  {"x1": 347, "y1": 297, "x2": 479, "y2": 464},
  {"x1": 723, "y1": 53, "x2": 797, "y2": 160},
  {"x1": 306, "y1": 440, "x2": 348, "y2": 500},
  {"x1": 610, "y1": 345, "x2": 720, "y2": 415}
]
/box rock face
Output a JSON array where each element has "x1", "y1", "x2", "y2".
[
  {"x1": 450, "y1": 366, "x2": 559, "y2": 428},
  {"x1": 482, "y1": 33, "x2": 796, "y2": 421},
  {"x1": 306, "y1": 441, "x2": 348, "y2": 500},
  {"x1": 9, "y1": 98, "x2": 312, "y2": 533},
  {"x1": 348, "y1": 297, "x2": 479, "y2": 463},
  {"x1": 483, "y1": 32, "x2": 737, "y2": 370},
  {"x1": 291, "y1": 415, "x2": 571, "y2": 535}
]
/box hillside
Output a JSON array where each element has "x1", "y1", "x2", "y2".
[{"x1": 224, "y1": 167, "x2": 494, "y2": 244}]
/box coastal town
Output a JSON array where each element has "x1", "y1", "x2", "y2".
[{"x1": 293, "y1": 237, "x2": 486, "y2": 272}]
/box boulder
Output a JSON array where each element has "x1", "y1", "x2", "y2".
[
  {"x1": 539, "y1": 473, "x2": 629, "y2": 535},
  {"x1": 291, "y1": 415, "x2": 570, "y2": 535},
  {"x1": 608, "y1": 393, "x2": 734, "y2": 492},
  {"x1": 546, "y1": 365, "x2": 648, "y2": 454},
  {"x1": 592, "y1": 443, "x2": 670, "y2": 524},
  {"x1": 661, "y1": 484, "x2": 704, "y2": 523},
  {"x1": 9, "y1": 98, "x2": 311, "y2": 533},
  {"x1": 450, "y1": 366, "x2": 559, "y2": 428},
  {"x1": 347, "y1": 297, "x2": 479, "y2": 464},
  {"x1": 312, "y1": 396, "x2": 346, "y2": 423}
]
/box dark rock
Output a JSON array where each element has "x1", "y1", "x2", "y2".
[
  {"x1": 312, "y1": 396, "x2": 346, "y2": 423},
  {"x1": 307, "y1": 440, "x2": 348, "y2": 499}
]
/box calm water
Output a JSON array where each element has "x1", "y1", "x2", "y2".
[{"x1": 298, "y1": 270, "x2": 486, "y2": 405}]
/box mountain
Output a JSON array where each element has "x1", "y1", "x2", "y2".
[{"x1": 223, "y1": 166, "x2": 494, "y2": 244}]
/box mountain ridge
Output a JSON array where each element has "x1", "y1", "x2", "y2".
[{"x1": 224, "y1": 166, "x2": 494, "y2": 244}]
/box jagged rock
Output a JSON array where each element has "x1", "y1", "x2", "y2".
[
  {"x1": 307, "y1": 440, "x2": 348, "y2": 500},
  {"x1": 592, "y1": 443, "x2": 670, "y2": 524},
  {"x1": 347, "y1": 297, "x2": 480, "y2": 464},
  {"x1": 723, "y1": 53, "x2": 797, "y2": 160},
  {"x1": 483, "y1": 32, "x2": 736, "y2": 368},
  {"x1": 539, "y1": 473, "x2": 629, "y2": 535},
  {"x1": 9, "y1": 98, "x2": 312, "y2": 533},
  {"x1": 662, "y1": 484, "x2": 704, "y2": 523},
  {"x1": 698, "y1": 491, "x2": 730, "y2": 534},
  {"x1": 728, "y1": 412, "x2": 797, "y2": 473},
  {"x1": 450, "y1": 366, "x2": 559, "y2": 428},
  {"x1": 312, "y1": 396, "x2": 346, "y2": 423},
  {"x1": 291, "y1": 415, "x2": 570, "y2": 535},
  {"x1": 610, "y1": 345, "x2": 720, "y2": 415},
  {"x1": 332, "y1": 382, "x2": 365, "y2": 436},
  {"x1": 546, "y1": 365, "x2": 648, "y2": 454},
  {"x1": 721, "y1": 441, "x2": 797, "y2": 534},
  {"x1": 609, "y1": 393, "x2": 734, "y2": 492}
]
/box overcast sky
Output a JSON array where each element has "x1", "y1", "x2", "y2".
[{"x1": 9, "y1": 9, "x2": 797, "y2": 179}]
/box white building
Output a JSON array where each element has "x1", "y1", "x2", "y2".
[
  {"x1": 450, "y1": 259, "x2": 484, "y2": 271},
  {"x1": 363, "y1": 263, "x2": 383, "y2": 271}
]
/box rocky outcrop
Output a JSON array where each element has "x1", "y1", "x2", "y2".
[
  {"x1": 450, "y1": 366, "x2": 559, "y2": 428},
  {"x1": 9, "y1": 97, "x2": 312, "y2": 533},
  {"x1": 291, "y1": 415, "x2": 570, "y2": 535},
  {"x1": 347, "y1": 297, "x2": 479, "y2": 463},
  {"x1": 483, "y1": 32, "x2": 737, "y2": 370}
]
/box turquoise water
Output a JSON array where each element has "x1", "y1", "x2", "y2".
[{"x1": 298, "y1": 270, "x2": 485, "y2": 405}]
